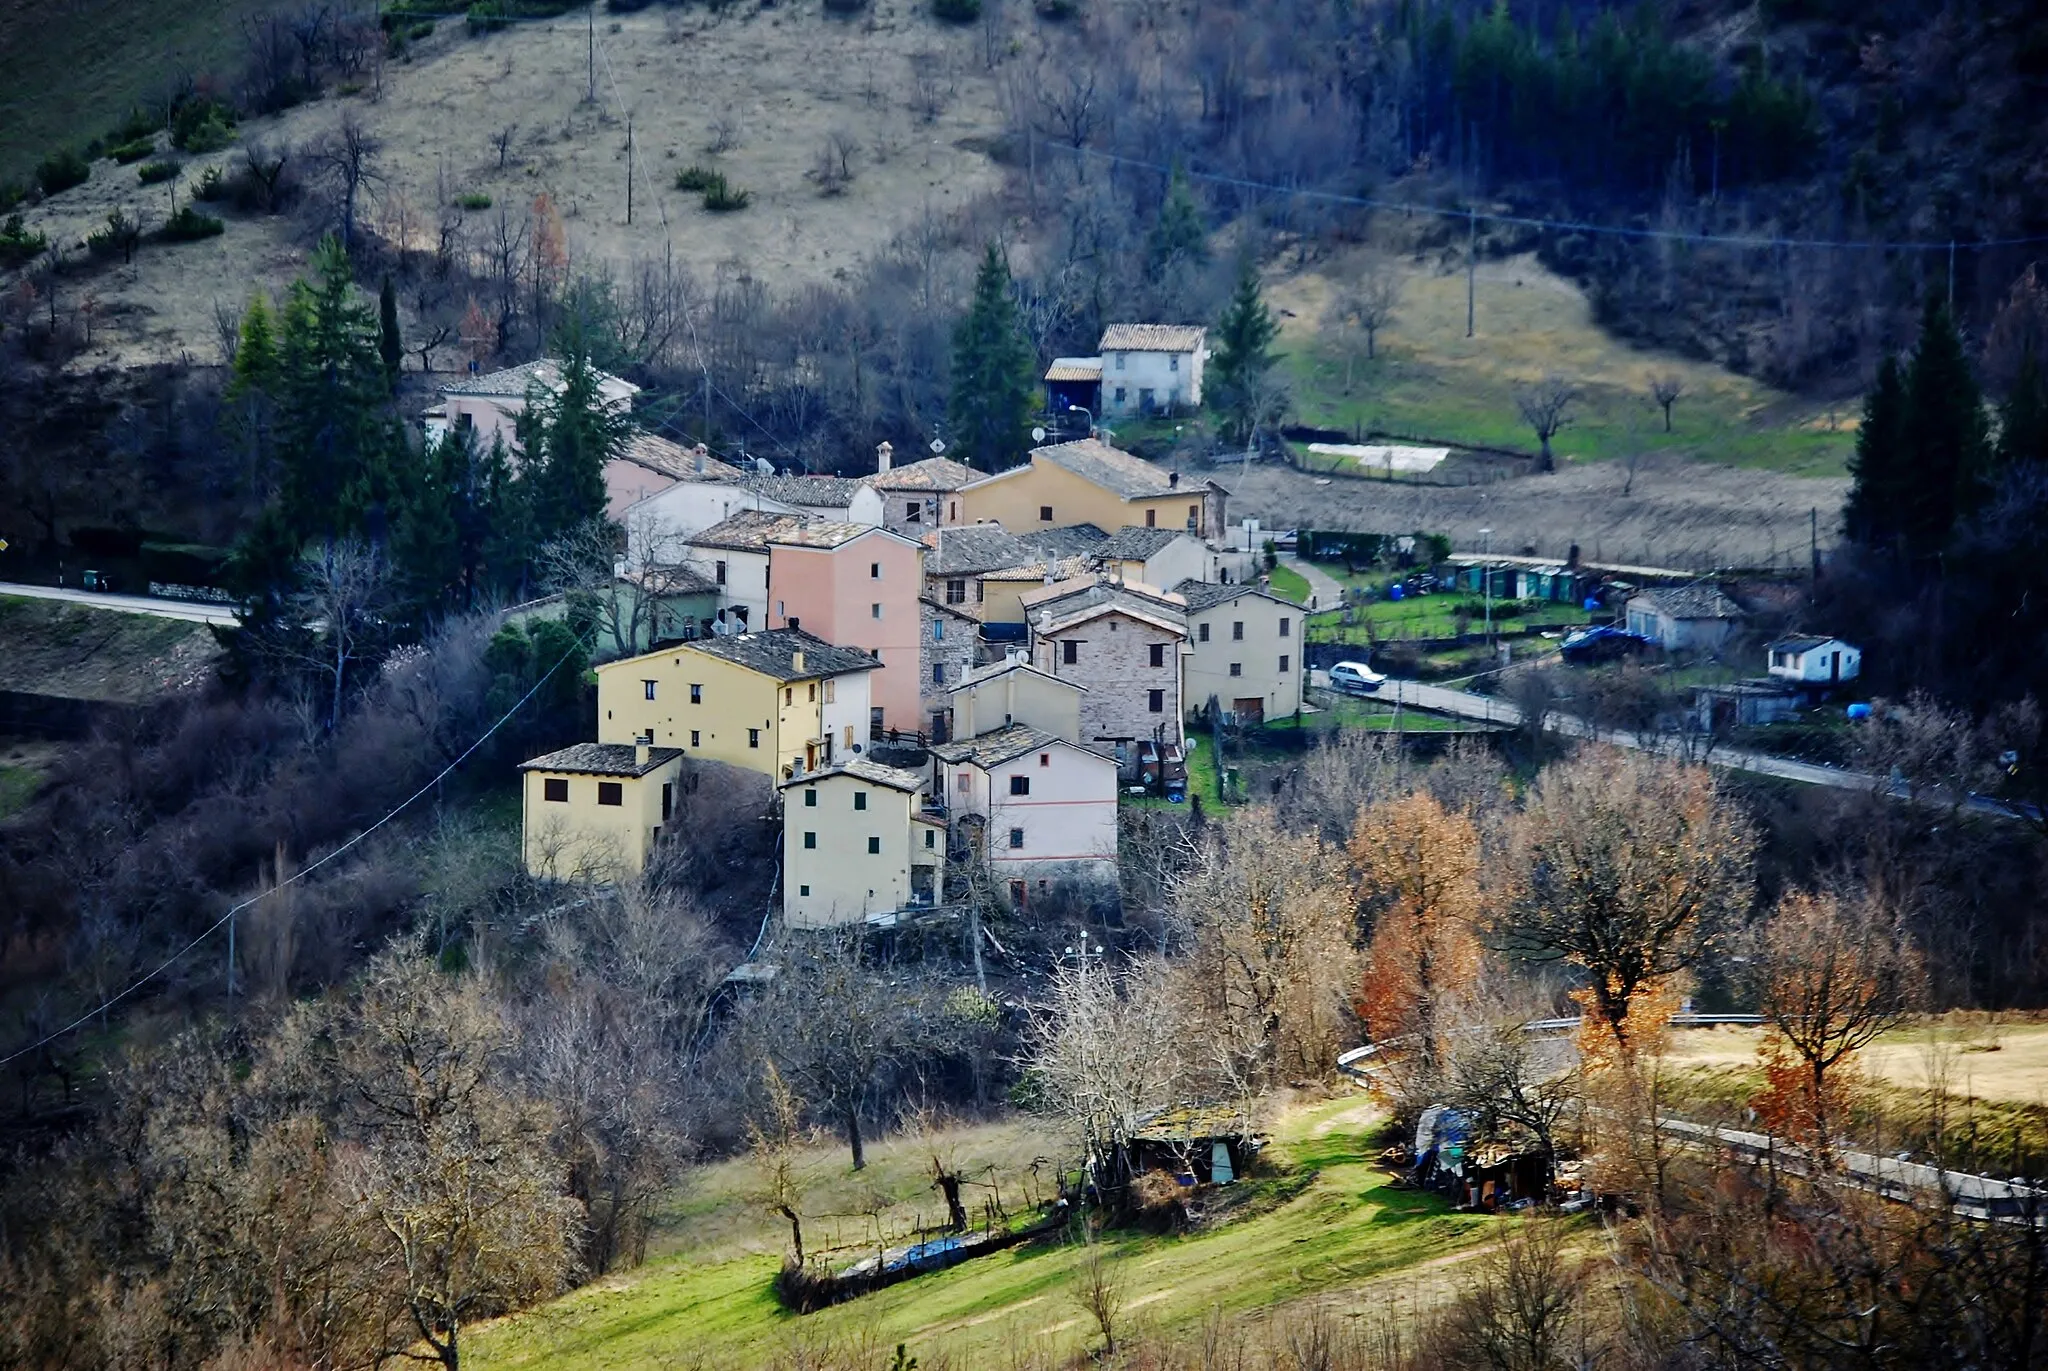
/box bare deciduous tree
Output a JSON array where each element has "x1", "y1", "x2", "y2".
[
  {"x1": 1516, "y1": 374, "x2": 1577, "y2": 473},
  {"x1": 317, "y1": 113, "x2": 384, "y2": 254},
  {"x1": 1650, "y1": 372, "x2": 1686, "y2": 432},
  {"x1": 286, "y1": 539, "x2": 390, "y2": 734},
  {"x1": 1329, "y1": 264, "x2": 1403, "y2": 392},
  {"x1": 490, "y1": 122, "x2": 519, "y2": 170},
  {"x1": 1071, "y1": 1235, "x2": 1127, "y2": 1355}
]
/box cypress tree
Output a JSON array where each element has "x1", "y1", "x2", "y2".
[
  {"x1": 1210, "y1": 256, "x2": 1280, "y2": 445},
  {"x1": 378, "y1": 273, "x2": 403, "y2": 394},
  {"x1": 520, "y1": 347, "x2": 627, "y2": 544},
  {"x1": 277, "y1": 235, "x2": 387, "y2": 546},
  {"x1": 1843, "y1": 354, "x2": 1910, "y2": 554},
  {"x1": 230, "y1": 294, "x2": 280, "y2": 400},
  {"x1": 1146, "y1": 167, "x2": 1209, "y2": 281},
  {"x1": 1999, "y1": 348, "x2": 2048, "y2": 469},
  {"x1": 947, "y1": 243, "x2": 1037, "y2": 471},
  {"x1": 1900, "y1": 296, "x2": 1991, "y2": 564}
]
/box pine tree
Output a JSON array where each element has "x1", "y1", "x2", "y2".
[
  {"x1": 947, "y1": 243, "x2": 1038, "y2": 471},
  {"x1": 1843, "y1": 355, "x2": 1909, "y2": 554},
  {"x1": 1900, "y1": 296, "x2": 1991, "y2": 564},
  {"x1": 1145, "y1": 167, "x2": 1209, "y2": 281},
  {"x1": 229, "y1": 293, "x2": 280, "y2": 400},
  {"x1": 1210, "y1": 257, "x2": 1280, "y2": 445},
  {"x1": 1999, "y1": 348, "x2": 2048, "y2": 469},
  {"x1": 519, "y1": 346, "x2": 627, "y2": 544},
  {"x1": 378, "y1": 273, "x2": 403, "y2": 394},
  {"x1": 277, "y1": 235, "x2": 389, "y2": 546}
]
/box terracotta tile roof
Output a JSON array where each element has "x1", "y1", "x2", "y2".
[
  {"x1": 744, "y1": 474, "x2": 870, "y2": 508},
  {"x1": 441, "y1": 357, "x2": 640, "y2": 398},
  {"x1": 1018, "y1": 524, "x2": 1110, "y2": 558},
  {"x1": 688, "y1": 510, "x2": 814, "y2": 552},
  {"x1": 1043, "y1": 356, "x2": 1105, "y2": 382},
  {"x1": 1028, "y1": 580, "x2": 1188, "y2": 635},
  {"x1": 520, "y1": 742, "x2": 682, "y2": 777},
  {"x1": 1026, "y1": 439, "x2": 1201, "y2": 501},
  {"x1": 1630, "y1": 586, "x2": 1743, "y2": 620},
  {"x1": 1098, "y1": 324, "x2": 1207, "y2": 353},
  {"x1": 956, "y1": 656, "x2": 1084, "y2": 692},
  {"x1": 682, "y1": 628, "x2": 879, "y2": 681},
  {"x1": 1097, "y1": 525, "x2": 1187, "y2": 560},
  {"x1": 616, "y1": 433, "x2": 744, "y2": 482},
  {"x1": 768, "y1": 521, "x2": 908, "y2": 550},
  {"x1": 981, "y1": 555, "x2": 1092, "y2": 585},
  {"x1": 779, "y1": 756, "x2": 926, "y2": 793},
  {"x1": 1171, "y1": 578, "x2": 1292, "y2": 613},
  {"x1": 925, "y1": 524, "x2": 1032, "y2": 575},
  {"x1": 865, "y1": 456, "x2": 976, "y2": 492}
]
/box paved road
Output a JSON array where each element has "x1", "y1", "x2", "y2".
[
  {"x1": 1311, "y1": 670, "x2": 2028, "y2": 818},
  {"x1": 0, "y1": 581, "x2": 240, "y2": 626},
  {"x1": 1278, "y1": 554, "x2": 1345, "y2": 612}
]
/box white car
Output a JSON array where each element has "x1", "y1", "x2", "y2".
[{"x1": 1327, "y1": 661, "x2": 1385, "y2": 695}]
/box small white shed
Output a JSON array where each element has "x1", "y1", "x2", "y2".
[{"x1": 1766, "y1": 635, "x2": 1861, "y2": 685}]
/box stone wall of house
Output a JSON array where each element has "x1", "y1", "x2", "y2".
[
  {"x1": 920, "y1": 601, "x2": 978, "y2": 736},
  {"x1": 1037, "y1": 613, "x2": 1184, "y2": 748}
]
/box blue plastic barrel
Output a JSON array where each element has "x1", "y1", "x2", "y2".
[
  {"x1": 1389, "y1": 584, "x2": 1405, "y2": 601},
  {"x1": 1846, "y1": 702, "x2": 1872, "y2": 721}
]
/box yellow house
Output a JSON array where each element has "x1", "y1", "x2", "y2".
[
  {"x1": 594, "y1": 628, "x2": 878, "y2": 781},
  {"x1": 1173, "y1": 580, "x2": 1303, "y2": 726},
  {"x1": 520, "y1": 742, "x2": 684, "y2": 881},
  {"x1": 780, "y1": 758, "x2": 945, "y2": 928},
  {"x1": 957, "y1": 439, "x2": 1227, "y2": 539},
  {"x1": 947, "y1": 653, "x2": 1085, "y2": 743}
]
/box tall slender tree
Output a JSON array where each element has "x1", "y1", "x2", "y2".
[
  {"x1": 377, "y1": 273, "x2": 403, "y2": 394},
  {"x1": 1899, "y1": 296, "x2": 1991, "y2": 564},
  {"x1": 947, "y1": 243, "x2": 1037, "y2": 470},
  {"x1": 276, "y1": 235, "x2": 393, "y2": 548},
  {"x1": 1998, "y1": 348, "x2": 2048, "y2": 469},
  {"x1": 1145, "y1": 167, "x2": 1209, "y2": 281},
  {"x1": 1842, "y1": 354, "x2": 1910, "y2": 555},
  {"x1": 1210, "y1": 257, "x2": 1279, "y2": 445},
  {"x1": 516, "y1": 347, "x2": 627, "y2": 545}
]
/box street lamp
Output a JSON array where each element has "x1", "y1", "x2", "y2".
[
  {"x1": 1067, "y1": 404, "x2": 1093, "y2": 439},
  {"x1": 1478, "y1": 527, "x2": 1494, "y2": 645}
]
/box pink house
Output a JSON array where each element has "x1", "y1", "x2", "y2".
[{"x1": 766, "y1": 523, "x2": 928, "y2": 738}]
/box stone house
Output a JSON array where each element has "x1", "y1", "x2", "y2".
[
  {"x1": 920, "y1": 597, "x2": 980, "y2": 739},
  {"x1": 1024, "y1": 579, "x2": 1189, "y2": 767}
]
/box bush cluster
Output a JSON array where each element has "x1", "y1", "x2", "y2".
[
  {"x1": 192, "y1": 166, "x2": 228, "y2": 202},
  {"x1": 0, "y1": 213, "x2": 48, "y2": 268},
  {"x1": 108, "y1": 105, "x2": 164, "y2": 147},
  {"x1": 673, "y1": 164, "x2": 720, "y2": 191},
  {"x1": 137, "y1": 160, "x2": 181, "y2": 186},
  {"x1": 170, "y1": 98, "x2": 236, "y2": 153},
  {"x1": 455, "y1": 191, "x2": 494, "y2": 210},
  {"x1": 86, "y1": 208, "x2": 144, "y2": 262},
  {"x1": 35, "y1": 148, "x2": 90, "y2": 196},
  {"x1": 109, "y1": 138, "x2": 157, "y2": 165},
  {"x1": 159, "y1": 205, "x2": 225, "y2": 242},
  {"x1": 933, "y1": 0, "x2": 981, "y2": 20}
]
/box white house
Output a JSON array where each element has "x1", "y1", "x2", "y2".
[
  {"x1": 1098, "y1": 324, "x2": 1206, "y2": 418},
  {"x1": 424, "y1": 358, "x2": 639, "y2": 452},
  {"x1": 1094, "y1": 525, "x2": 1218, "y2": 590},
  {"x1": 1766, "y1": 635, "x2": 1861, "y2": 685},
  {"x1": 606, "y1": 435, "x2": 747, "y2": 523},
  {"x1": 745, "y1": 474, "x2": 886, "y2": 527},
  {"x1": 681, "y1": 510, "x2": 813, "y2": 632},
  {"x1": 1625, "y1": 586, "x2": 1743, "y2": 653},
  {"x1": 930, "y1": 723, "x2": 1120, "y2": 908},
  {"x1": 1174, "y1": 580, "x2": 1303, "y2": 725}
]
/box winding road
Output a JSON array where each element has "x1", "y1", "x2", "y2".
[{"x1": 0, "y1": 581, "x2": 240, "y2": 626}]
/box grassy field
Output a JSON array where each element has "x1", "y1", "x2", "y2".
[
  {"x1": 0, "y1": 0, "x2": 276, "y2": 183},
  {"x1": 1264, "y1": 250, "x2": 1856, "y2": 479},
  {"x1": 1307, "y1": 596, "x2": 1592, "y2": 645},
  {"x1": 471, "y1": 1095, "x2": 1488, "y2": 1369},
  {"x1": 1266, "y1": 564, "x2": 1311, "y2": 604}
]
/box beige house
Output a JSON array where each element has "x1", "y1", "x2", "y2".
[
  {"x1": 1025, "y1": 578, "x2": 1189, "y2": 762},
  {"x1": 780, "y1": 758, "x2": 944, "y2": 928},
  {"x1": 594, "y1": 628, "x2": 878, "y2": 781},
  {"x1": 957, "y1": 439, "x2": 1227, "y2": 540},
  {"x1": 1099, "y1": 323, "x2": 1207, "y2": 417},
  {"x1": 1174, "y1": 580, "x2": 1302, "y2": 725},
  {"x1": 947, "y1": 654, "x2": 1085, "y2": 744},
  {"x1": 1095, "y1": 525, "x2": 1218, "y2": 589},
  {"x1": 930, "y1": 724, "x2": 1120, "y2": 907},
  {"x1": 520, "y1": 741, "x2": 684, "y2": 881},
  {"x1": 424, "y1": 358, "x2": 639, "y2": 454},
  {"x1": 863, "y1": 444, "x2": 976, "y2": 535}
]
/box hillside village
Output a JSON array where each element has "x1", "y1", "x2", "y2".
[{"x1": 3, "y1": 0, "x2": 2048, "y2": 1368}]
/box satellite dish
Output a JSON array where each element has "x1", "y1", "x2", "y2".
[
  {"x1": 1030, "y1": 427, "x2": 1047, "y2": 442},
  {"x1": 929, "y1": 438, "x2": 946, "y2": 455}
]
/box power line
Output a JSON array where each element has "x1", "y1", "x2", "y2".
[
  {"x1": 1051, "y1": 142, "x2": 2048, "y2": 253},
  {"x1": 0, "y1": 630, "x2": 590, "y2": 1069}
]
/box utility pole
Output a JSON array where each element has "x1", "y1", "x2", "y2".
[
  {"x1": 1810, "y1": 506, "x2": 1819, "y2": 581},
  {"x1": 626, "y1": 116, "x2": 634, "y2": 225},
  {"x1": 586, "y1": 2, "x2": 597, "y2": 105},
  {"x1": 1479, "y1": 526, "x2": 1494, "y2": 645},
  {"x1": 1948, "y1": 239, "x2": 1957, "y2": 312},
  {"x1": 1466, "y1": 206, "x2": 1477, "y2": 339},
  {"x1": 226, "y1": 909, "x2": 235, "y2": 998}
]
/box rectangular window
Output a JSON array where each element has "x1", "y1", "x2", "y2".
[
  {"x1": 1232, "y1": 621, "x2": 1244, "y2": 641},
  {"x1": 925, "y1": 829, "x2": 935, "y2": 848},
  {"x1": 1115, "y1": 353, "x2": 1126, "y2": 371},
  {"x1": 1169, "y1": 354, "x2": 1180, "y2": 372},
  {"x1": 946, "y1": 578, "x2": 966, "y2": 605},
  {"x1": 1139, "y1": 388, "x2": 1154, "y2": 409},
  {"x1": 1279, "y1": 654, "x2": 1290, "y2": 673},
  {"x1": 1010, "y1": 880, "x2": 1027, "y2": 905},
  {"x1": 1198, "y1": 622, "x2": 1210, "y2": 643},
  {"x1": 1039, "y1": 505, "x2": 1054, "y2": 522},
  {"x1": 1279, "y1": 617, "x2": 1290, "y2": 638},
  {"x1": 1145, "y1": 508, "x2": 1156, "y2": 527},
  {"x1": 597, "y1": 782, "x2": 623, "y2": 807},
  {"x1": 799, "y1": 884, "x2": 810, "y2": 896},
  {"x1": 784, "y1": 687, "x2": 793, "y2": 705},
  {"x1": 1010, "y1": 775, "x2": 1030, "y2": 795},
  {"x1": 867, "y1": 836, "x2": 881, "y2": 854},
  {"x1": 1008, "y1": 827, "x2": 1025, "y2": 849},
  {"x1": 906, "y1": 502, "x2": 922, "y2": 522},
  {"x1": 714, "y1": 560, "x2": 727, "y2": 585},
  {"x1": 642, "y1": 679, "x2": 657, "y2": 700},
  {"x1": 748, "y1": 728, "x2": 760, "y2": 749},
  {"x1": 804, "y1": 788, "x2": 818, "y2": 807},
  {"x1": 1148, "y1": 689, "x2": 1164, "y2": 713},
  {"x1": 1039, "y1": 753, "x2": 1050, "y2": 767},
  {"x1": 854, "y1": 791, "x2": 867, "y2": 811},
  {"x1": 932, "y1": 663, "x2": 945, "y2": 684},
  {"x1": 690, "y1": 683, "x2": 702, "y2": 704},
  {"x1": 1229, "y1": 663, "x2": 1243, "y2": 677},
  {"x1": 1062, "y1": 640, "x2": 1078, "y2": 665},
  {"x1": 871, "y1": 562, "x2": 881, "y2": 579},
  {"x1": 933, "y1": 619, "x2": 946, "y2": 641},
  {"x1": 1187, "y1": 504, "x2": 1198, "y2": 526},
  {"x1": 823, "y1": 679, "x2": 835, "y2": 704},
  {"x1": 957, "y1": 772, "x2": 971, "y2": 793},
  {"x1": 1149, "y1": 643, "x2": 1166, "y2": 668},
  {"x1": 662, "y1": 783, "x2": 673, "y2": 821},
  {"x1": 543, "y1": 777, "x2": 568, "y2": 802},
  {"x1": 1114, "y1": 386, "x2": 1126, "y2": 403},
  {"x1": 690, "y1": 729, "x2": 700, "y2": 747},
  {"x1": 871, "y1": 603, "x2": 882, "y2": 619},
  {"x1": 976, "y1": 582, "x2": 985, "y2": 603},
  {"x1": 803, "y1": 831, "x2": 817, "y2": 849}
]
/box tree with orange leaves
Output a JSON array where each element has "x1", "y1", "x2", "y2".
[
  {"x1": 1751, "y1": 885, "x2": 1922, "y2": 1158},
  {"x1": 1502, "y1": 749, "x2": 1755, "y2": 1061},
  {"x1": 1350, "y1": 791, "x2": 1485, "y2": 1091},
  {"x1": 530, "y1": 192, "x2": 567, "y2": 345}
]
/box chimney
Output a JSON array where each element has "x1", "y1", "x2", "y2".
[
  {"x1": 1168, "y1": 470, "x2": 1180, "y2": 488},
  {"x1": 634, "y1": 735, "x2": 651, "y2": 767},
  {"x1": 876, "y1": 440, "x2": 894, "y2": 473},
  {"x1": 791, "y1": 649, "x2": 806, "y2": 674},
  {"x1": 694, "y1": 443, "x2": 708, "y2": 475}
]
